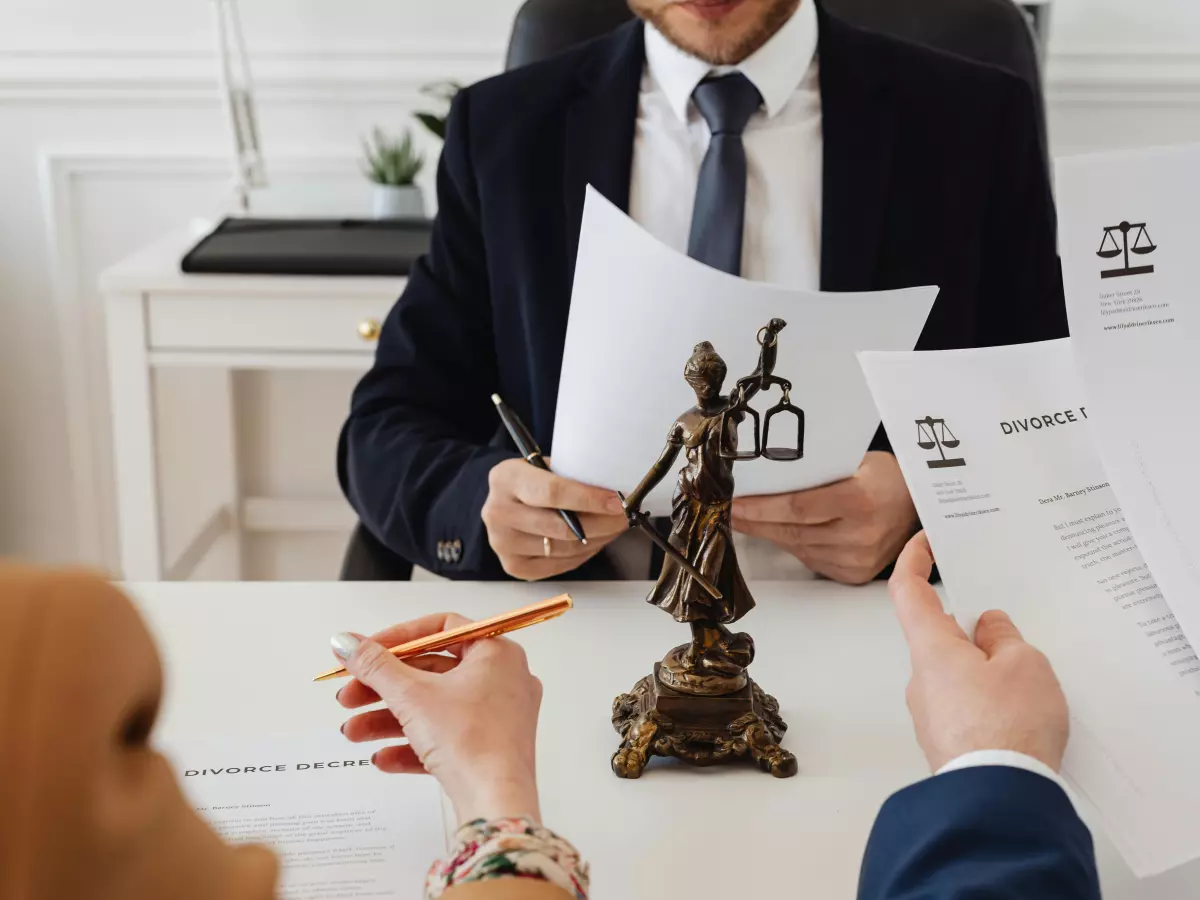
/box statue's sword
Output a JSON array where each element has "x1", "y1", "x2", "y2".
[{"x1": 616, "y1": 491, "x2": 723, "y2": 601}]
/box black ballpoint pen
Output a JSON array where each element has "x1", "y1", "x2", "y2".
[{"x1": 492, "y1": 393, "x2": 589, "y2": 545}]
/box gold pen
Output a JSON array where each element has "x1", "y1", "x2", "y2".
[{"x1": 313, "y1": 593, "x2": 573, "y2": 682}]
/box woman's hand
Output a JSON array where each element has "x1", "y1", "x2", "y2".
[{"x1": 330, "y1": 613, "x2": 543, "y2": 825}]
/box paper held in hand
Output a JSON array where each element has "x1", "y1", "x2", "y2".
[
  {"x1": 550, "y1": 187, "x2": 938, "y2": 516},
  {"x1": 859, "y1": 143, "x2": 1200, "y2": 878},
  {"x1": 858, "y1": 339, "x2": 1200, "y2": 878}
]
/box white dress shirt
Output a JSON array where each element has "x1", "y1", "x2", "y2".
[
  {"x1": 618, "y1": 1, "x2": 822, "y2": 581},
  {"x1": 938, "y1": 749, "x2": 1069, "y2": 793}
]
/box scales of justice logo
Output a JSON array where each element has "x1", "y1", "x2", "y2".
[
  {"x1": 1097, "y1": 220, "x2": 1156, "y2": 279},
  {"x1": 916, "y1": 416, "x2": 966, "y2": 469}
]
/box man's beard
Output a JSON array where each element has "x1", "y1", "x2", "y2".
[{"x1": 629, "y1": 0, "x2": 801, "y2": 66}]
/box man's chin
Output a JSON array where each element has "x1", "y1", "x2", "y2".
[{"x1": 653, "y1": 0, "x2": 775, "y2": 66}]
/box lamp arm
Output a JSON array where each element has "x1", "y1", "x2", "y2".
[{"x1": 212, "y1": 0, "x2": 267, "y2": 212}]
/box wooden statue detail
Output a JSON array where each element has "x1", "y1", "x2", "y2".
[{"x1": 612, "y1": 320, "x2": 804, "y2": 779}]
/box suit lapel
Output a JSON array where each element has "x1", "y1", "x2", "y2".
[
  {"x1": 817, "y1": 4, "x2": 897, "y2": 292},
  {"x1": 562, "y1": 20, "x2": 645, "y2": 281}
]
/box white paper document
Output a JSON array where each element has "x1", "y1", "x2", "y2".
[
  {"x1": 161, "y1": 732, "x2": 447, "y2": 899},
  {"x1": 858, "y1": 340, "x2": 1200, "y2": 877},
  {"x1": 1057, "y1": 144, "x2": 1200, "y2": 657},
  {"x1": 551, "y1": 188, "x2": 938, "y2": 516}
]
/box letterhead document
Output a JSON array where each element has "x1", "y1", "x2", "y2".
[
  {"x1": 1058, "y1": 144, "x2": 1200, "y2": 658},
  {"x1": 551, "y1": 187, "x2": 938, "y2": 516},
  {"x1": 161, "y1": 732, "x2": 447, "y2": 899},
  {"x1": 859, "y1": 340, "x2": 1200, "y2": 877}
]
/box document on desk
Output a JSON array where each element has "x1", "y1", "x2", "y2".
[
  {"x1": 161, "y1": 732, "x2": 447, "y2": 899},
  {"x1": 858, "y1": 340, "x2": 1200, "y2": 877},
  {"x1": 551, "y1": 187, "x2": 938, "y2": 516},
  {"x1": 1057, "y1": 143, "x2": 1200, "y2": 658}
]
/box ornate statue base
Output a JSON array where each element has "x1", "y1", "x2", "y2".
[{"x1": 611, "y1": 656, "x2": 798, "y2": 779}]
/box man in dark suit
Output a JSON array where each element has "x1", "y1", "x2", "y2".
[
  {"x1": 859, "y1": 532, "x2": 1101, "y2": 899},
  {"x1": 339, "y1": 0, "x2": 1065, "y2": 583}
]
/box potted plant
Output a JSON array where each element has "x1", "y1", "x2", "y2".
[
  {"x1": 414, "y1": 80, "x2": 462, "y2": 142},
  {"x1": 361, "y1": 127, "x2": 425, "y2": 218}
]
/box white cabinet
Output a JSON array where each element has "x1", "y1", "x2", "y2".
[{"x1": 100, "y1": 229, "x2": 405, "y2": 580}]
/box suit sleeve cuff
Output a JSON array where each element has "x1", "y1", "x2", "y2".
[{"x1": 937, "y1": 749, "x2": 1067, "y2": 794}]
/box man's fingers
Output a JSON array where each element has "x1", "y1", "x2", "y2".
[
  {"x1": 732, "y1": 483, "x2": 847, "y2": 526},
  {"x1": 371, "y1": 743, "x2": 427, "y2": 775},
  {"x1": 498, "y1": 551, "x2": 602, "y2": 582},
  {"x1": 974, "y1": 609, "x2": 1027, "y2": 658},
  {"x1": 503, "y1": 465, "x2": 623, "y2": 515},
  {"x1": 731, "y1": 517, "x2": 853, "y2": 547},
  {"x1": 492, "y1": 530, "x2": 616, "y2": 560},
  {"x1": 730, "y1": 517, "x2": 808, "y2": 544},
  {"x1": 888, "y1": 532, "x2": 970, "y2": 649},
  {"x1": 341, "y1": 708, "x2": 405, "y2": 743},
  {"x1": 488, "y1": 501, "x2": 628, "y2": 541}
]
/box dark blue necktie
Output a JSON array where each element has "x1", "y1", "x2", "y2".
[{"x1": 686, "y1": 73, "x2": 764, "y2": 277}]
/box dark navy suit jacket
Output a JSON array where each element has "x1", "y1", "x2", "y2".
[
  {"x1": 859, "y1": 766, "x2": 1101, "y2": 899},
  {"x1": 338, "y1": 5, "x2": 1067, "y2": 579}
]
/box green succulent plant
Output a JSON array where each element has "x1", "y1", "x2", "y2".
[{"x1": 361, "y1": 127, "x2": 424, "y2": 186}]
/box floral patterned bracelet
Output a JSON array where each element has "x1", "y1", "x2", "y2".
[{"x1": 425, "y1": 817, "x2": 590, "y2": 899}]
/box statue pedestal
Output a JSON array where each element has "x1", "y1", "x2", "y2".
[{"x1": 611, "y1": 664, "x2": 797, "y2": 779}]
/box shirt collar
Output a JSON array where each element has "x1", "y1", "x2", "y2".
[{"x1": 644, "y1": 0, "x2": 818, "y2": 123}]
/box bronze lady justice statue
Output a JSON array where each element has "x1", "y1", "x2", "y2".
[{"x1": 612, "y1": 319, "x2": 804, "y2": 779}]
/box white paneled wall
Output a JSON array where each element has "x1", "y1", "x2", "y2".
[{"x1": 1, "y1": 0, "x2": 1198, "y2": 577}]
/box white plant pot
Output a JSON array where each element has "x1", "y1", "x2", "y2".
[{"x1": 372, "y1": 184, "x2": 425, "y2": 219}]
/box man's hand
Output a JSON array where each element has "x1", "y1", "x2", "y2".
[
  {"x1": 889, "y1": 531, "x2": 1070, "y2": 772},
  {"x1": 731, "y1": 451, "x2": 919, "y2": 584},
  {"x1": 482, "y1": 458, "x2": 627, "y2": 580}
]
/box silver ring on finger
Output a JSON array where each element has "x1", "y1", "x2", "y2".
[{"x1": 543, "y1": 536, "x2": 552, "y2": 558}]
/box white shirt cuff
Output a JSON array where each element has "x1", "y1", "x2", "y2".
[{"x1": 936, "y1": 749, "x2": 1069, "y2": 794}]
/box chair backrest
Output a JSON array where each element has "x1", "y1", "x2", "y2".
[
  {"x1": 505, "y1": 0, "x2": 1049, "y2": 188},
  {"x1": 506, "y1": 0, "x2": 1045, "y2": 90}
]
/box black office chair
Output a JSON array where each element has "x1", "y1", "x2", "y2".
[
  {"x1": 341, "y1": 0, "x2": 1052, "y2": 580},
  {"x1": 508, "y1": 0, "x2": 1050, "y2": 162},
  {"x1": 339, "y1": 520, "x2": 414, "y2": 581}
]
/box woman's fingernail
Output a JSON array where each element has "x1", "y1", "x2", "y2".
[
  {"x1": 330, "y1": 632, "x2": 361, "y2": 660},
  {"x1": 370, "y1": 751, "x2": 380, "y2": 767},
  {"x1": 334, "y1": 685, "x2": 345, "y2": 703},
  {"x1": 339, "y1": 721, "x2": 348, "y2": 735}
]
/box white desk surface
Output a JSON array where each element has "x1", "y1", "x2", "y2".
[{"x1": 128, "y1": 580, "x2": 1199, "y2": 899}]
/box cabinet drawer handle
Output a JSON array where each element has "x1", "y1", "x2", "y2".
[{"x1": 357, "y1": 319, "x2": 381, "y2": 341}]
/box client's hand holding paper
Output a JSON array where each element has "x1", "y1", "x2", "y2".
[
  {"x1": 551, "y1": 188, "x2": 938, "y2": 515},
  {"x1": 858, "y1": 340, "x2": 1200, "y2": 878}
]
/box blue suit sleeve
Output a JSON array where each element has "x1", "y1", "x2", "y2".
[
  {"x1": 858, "y1": 767, "x2": 1101, "y2": 900},
  {"x1": 338, "y1": 88, "x2": 515, "y2": 578}
]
